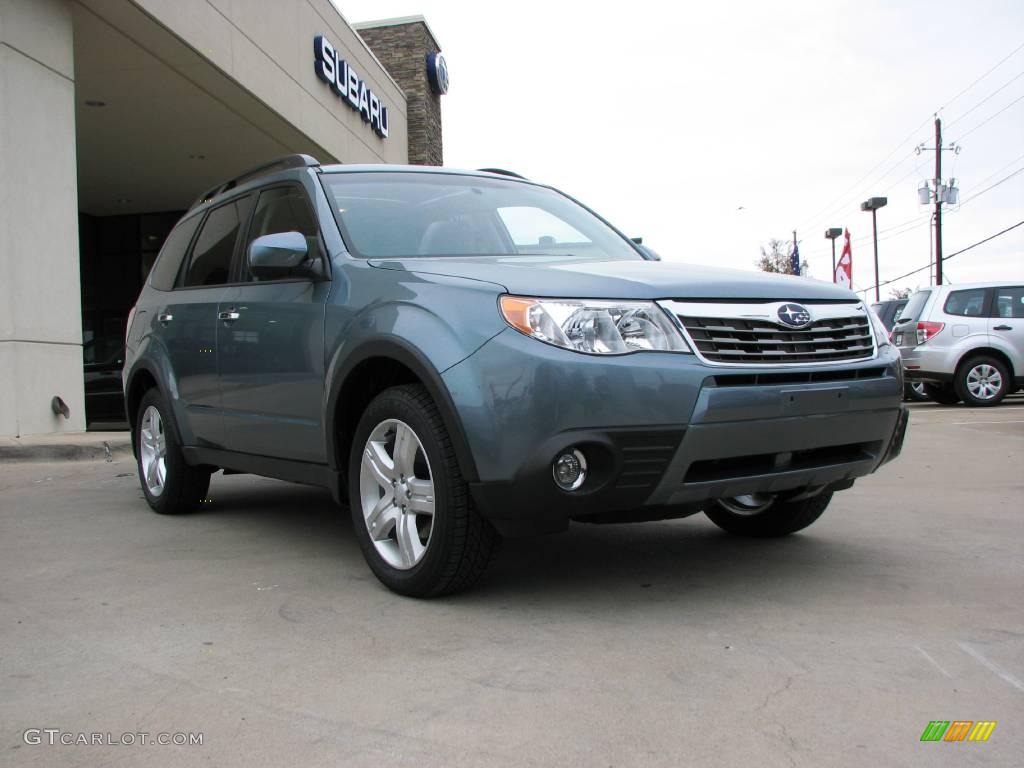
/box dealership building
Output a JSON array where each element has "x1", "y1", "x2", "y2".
[{"x1": 0, "y1": 0, "x2": 446, "y2": 437}]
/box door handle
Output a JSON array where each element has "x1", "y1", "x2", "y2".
[
  {"x1": 157, "y1": 313, "x2": 173, "y2": 323},
  {"x1": 993, "y1": 324, "x2": 1013, "y2": 331},
  {"x1": 218, "y1": 310, "x2": 241, "y2": 322}
]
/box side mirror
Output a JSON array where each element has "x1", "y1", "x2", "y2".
[
  {"x1": 636, "y1": 243, "x2": 662, "y2": 261},
  {"x1": 248, "y1": 231, "x2": 316, "y2": 279}
]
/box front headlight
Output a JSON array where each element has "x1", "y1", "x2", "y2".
[
  {"x1": 867, "y1": 307, "x2": 891, "y2": 348},
  {"x1": 499, "y1": 296, "x2": 691, "y2": 355}
]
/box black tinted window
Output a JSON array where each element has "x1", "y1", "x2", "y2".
[
  {"x1": 150, "y1": 216, "x2": 200, "y2": 291},
  {"x1": 182, "y1": 196, "x2": 253, "y2": 287},
  {"x1": 944, "y1": 288, "x2": 988, "y2": 317},
  {"x1": 243, "y1": 187, "x2": 320, "y2": 281},
  {"x1": 993, "y1": 286, "x2": 1024, "y2": 319}
]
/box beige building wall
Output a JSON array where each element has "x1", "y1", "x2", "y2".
[
  {"x1": 0, "y1": 0, "x2": 85, "y2": 436},
  {"x1": 0, "y1": 0, "x2": 410, "y2": 437},
  {"x1": 123, "y1": 0, "x2": 408, "y2": 165}
]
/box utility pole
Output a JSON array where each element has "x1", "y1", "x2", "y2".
[
  {"x1": 934, "y1": 117, "x2": 943, "y2": 285},
  {"x1": 916, "y1": 117, "x2": 960, "y2": 286}
]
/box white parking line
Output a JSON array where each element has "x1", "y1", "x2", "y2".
[
  {"x1": 957, "y1": 642, "x2": 1024, "y2": 694},
  {"x1": 950, "y1": 420, "x2": 1024, "y2": 425}
]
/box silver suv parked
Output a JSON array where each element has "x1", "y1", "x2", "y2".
[{"x1": 893, "y1": 282, "x2": 1024, "y2": 405}]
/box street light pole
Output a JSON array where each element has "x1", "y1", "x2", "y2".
[
  {"x1": 825, "y1": 227, "x2": 842, "y2": 280},
  {"x1": 860, "y1": 197, "x2": 887, "y2": 302}
]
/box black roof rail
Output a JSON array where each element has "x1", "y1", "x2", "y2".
[
  {"x1": 477, "y1": 167, "x2": 527, "y2": 180},
  {"x1": 189, "y1": 154, "x2": 321, "y2": 211}
]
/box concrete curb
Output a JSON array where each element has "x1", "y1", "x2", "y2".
[{"x1": 0, "y1": 435, "x2": 133, "y2": 463}]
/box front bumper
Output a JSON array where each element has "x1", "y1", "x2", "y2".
[{"x1": 445, "y1": 330, "x2": 906, "y2": 536}]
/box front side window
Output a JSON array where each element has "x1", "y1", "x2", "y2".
[
  {"x1": 993, "y1": 286, "x2": 1024, "y2": 319},
  {"x1": 181, "y1": 196, "x2": 253, "y2": 287},
  {"x1": 943, "y1": 288, "x2": 988, "y2": 317},
  {"x1": 243, "y1": 187, "x2": 321, "y2": 281},
  {"x1": 321, "y1": 172, "x2": 642, "y2": 261}
]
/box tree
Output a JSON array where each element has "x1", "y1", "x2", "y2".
[
  {"x1": 888, "y1": 287, "x2": 913, "y2": 299},
  {"x1": 756, "y1": 238, "x2": 808, "y2": 276}
]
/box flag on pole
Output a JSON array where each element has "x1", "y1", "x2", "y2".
[
  {"x1": 835, "y1": 228, "x2": 852, "y2": 287},
  {"x1": 790, "y1": 240, "x2": 801, "y2": 276}
]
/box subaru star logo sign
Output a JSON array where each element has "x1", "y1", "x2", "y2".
[
  {"x1": 777, "y1": 303, "x2": 812, "y2": 328},
  {"x1": 426, "y1": 52, "x2": 449, "y2": 95}
]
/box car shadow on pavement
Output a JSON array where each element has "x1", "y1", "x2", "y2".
[{"x1": 190, "y1": 474, "x2": 880, "y2": 606}]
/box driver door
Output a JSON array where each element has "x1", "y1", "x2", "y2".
[{"x1": 216, "y1": 185, "x2": 330, "y2": 463}]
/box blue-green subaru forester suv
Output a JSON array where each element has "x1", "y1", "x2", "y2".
[{"x1": 123, "y1": 155, "x2": 908, "y2": 596}]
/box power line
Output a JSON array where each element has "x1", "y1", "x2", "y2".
[
  {"x1": 859, "y1": 219, "x2": 1024, "y2": 294},
  {"x1": 938, "y1": 40, "x2": 1024, "y2": 113},
  {"x1": 945, "y1": 68, "x2": 1024, "y2": 128},
  {"x1": 955, "y1": 166, "x2": 1024, "y2": 207},
  {"x1": 951, "y1": 92, "x2": 1024, "y2": 142},
  {"x1": 794, "y1": 41, "x2": 1024, "y2": 235}
]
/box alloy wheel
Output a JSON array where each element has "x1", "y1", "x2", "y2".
[
  {"x1": 718, "y1": 493, "x2": 775, "y2": 516},
  {"x1": 139, "y1": 405, "x2": 167, "y2": 497},
  {"x1": 966, "y1": 364, "x2": 1003, "y2": 401},
  {"x1": 359, "y1": 419, "x2": 436, "y2": 570}
]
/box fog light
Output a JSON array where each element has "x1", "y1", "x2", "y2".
[{"x1": 553, "y1": 448, "x2": 587, "y2": 491}]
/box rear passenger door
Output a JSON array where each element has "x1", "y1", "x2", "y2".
[
  {"x1": 157, "y1": 195, "x2": 253, "y2": 447},
  {"x1": 216, "y1": 185, "x2": 330, "y2": 463},
  {"x1": 942, "y1": 287, "x2": 991, "y2": 346},
  {"x1": 989, "y1": 285, "x2": 1024, "y2": 378}
]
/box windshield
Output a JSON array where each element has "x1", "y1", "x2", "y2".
[{"x1": 321, "y1": 172, "x2": 642, "y2": 261}]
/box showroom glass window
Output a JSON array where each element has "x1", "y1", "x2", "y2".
[
  {"x1": 242, "y1": 187, "x2": 321, "y2": 281},
  {"x1": 181, "y1": 196, "x2": 254, "y2": 287}
]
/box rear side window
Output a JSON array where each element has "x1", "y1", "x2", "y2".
[
  {"x1": 181, "y1": 196, "x2": 254, "y2": 287},
  {"x1": 943, "y1": 288, "x2": 988, "y2": 317},
  {"x1": 242, "y1": 187, "x2": 321, "y2": 281},
  {"x1": 993, "y1": 286, "x2": 1024, "y2": 318},
  {"x1": 149, "y1": 216, "x2": 201, "y2": 291},
  {"x1": 897, "y1": 290, "x2": 931, "y2": 324}
]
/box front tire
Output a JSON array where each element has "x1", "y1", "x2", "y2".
[
  {"x1": 954, "y1": 355, "x2": 1009, "y2": 406},
  {"x1": 923, "y1": 383, "x2": 960, "y2": 405},
  {"x1": 704, "y1": 491, "x2": 833, "y2": 537},
  {"x1": 904, "y1": 382, "x2": 930, "y2": 402},
  {"x1": 348, "y1": 384, "x2": 498, "y2": 597},
  {"x1": 135, "y1": 388, "x2": 211, "y2": 514}
]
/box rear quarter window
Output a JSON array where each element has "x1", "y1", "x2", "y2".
[
  {"x1": 149, "y1": 215, "x2": 201, "y2": 291},
  {"x1": 943, "y1": 288, "x2": 988, "y2": 317},
  {"x1": 896, "y1": 290, "x2": 931, "y2": 324}
]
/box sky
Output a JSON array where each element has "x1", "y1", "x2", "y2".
[{"x1": 337, "y1": 0, "x2": 1023, "y2": 299}]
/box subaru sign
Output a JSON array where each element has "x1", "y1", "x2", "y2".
[{"x1": 314, "y1": 35, "x2": 389, "y2": 139}]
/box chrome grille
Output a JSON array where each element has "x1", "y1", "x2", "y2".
[{"x1": 659, "y1": 300, "x2": 876, "y2": 366}]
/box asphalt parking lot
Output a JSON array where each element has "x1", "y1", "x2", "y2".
[{"x1": 2, "y1": 398, "x2": 1022, "y2": 767}]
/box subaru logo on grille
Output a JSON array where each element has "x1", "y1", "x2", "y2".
[{"x1": 777, "y1": 303, "x2": 812, "y2": 328}]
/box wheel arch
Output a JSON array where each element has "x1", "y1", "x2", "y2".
[
  {"x1": 955, "y1": 346, "x2": 1015, "y2": 380},
  {"x1": 326, "y1": 338, "x2": 480, "y2": 487}
]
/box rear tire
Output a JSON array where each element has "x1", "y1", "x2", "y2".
[
  {"x1": 348, "y1": 384, "x2": 499, "y2": 597},
  {"x1": 954, "y1": 355, "x2": 1009, "y2": 407},
  {"x1": 704, "y1": 491, "x2": 833, "y2": 538},
  {"x1": 923, "y1": 383, "x2": 960, "y2": 405},
  {"x1": 135, "y1": 388, "x2": 211, "y2": 514},
  {"x1": 904, "y1": 382, "x2": 930, "y2": 402}
]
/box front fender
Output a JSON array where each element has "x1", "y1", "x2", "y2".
[{"x1": 323, "y1": 269, "x2": 506, "y2": 481}]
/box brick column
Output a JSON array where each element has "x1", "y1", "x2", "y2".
[{"x1": 355, "y1": 17, "x2": 443, "y2": 166}]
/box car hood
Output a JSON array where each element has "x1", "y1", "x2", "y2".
[{"x1": 368, "y1": 256, "x2": 859, "y2": 301}]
